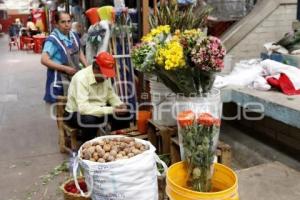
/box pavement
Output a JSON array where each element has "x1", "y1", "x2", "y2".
[
  {"x1": 237, "y1": 162, "x2": 300, "y2": 200},
  {"x1": 0, "y1": 34, "x2": 68, "y2": 200},
  {"x1": 1, "y1": 34, "x2": 300, "y2": 200}
]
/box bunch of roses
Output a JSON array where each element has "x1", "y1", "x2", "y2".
[{"x1": 177, "y1": 110, "x2": 220, "y2": 128}]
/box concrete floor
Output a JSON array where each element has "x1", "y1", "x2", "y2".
[
  {"x1": 0, "y1": 34, "x2": 300, "y2": 199},
  {"x1": 0, "y1": 34, "x2": 67, "y2": 200}
]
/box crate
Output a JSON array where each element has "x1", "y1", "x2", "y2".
[
  {"x1": 147, "y1": 119, "x2": 177, "y2": 154},
  {"x1": 216, "y1": 141, "x2": 232, "y2": 167},
  {"x1": 111, "y1": 126, "x2": 148, "y2": 140},
  {"x1": 170, "y1": 137, "x2": 232, "y2": 167}
]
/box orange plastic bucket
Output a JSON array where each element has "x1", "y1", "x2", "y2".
[
  {"x1": 85, "y1": 8, "x2": 100, "y2": 25},
  {"x1": 137, "y1": 111, "x2": 151, "y2": 134},
  {"x1": 166, "y1": 162, "x2": 239, "y2": 200}
]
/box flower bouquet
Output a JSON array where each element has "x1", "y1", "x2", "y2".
[
  {"x1": 176, "y1": 90, "x2": 222, "y2": 192},
  {"x1": 131, "y1": 25, "x2": 225, "y2": 96},
  {"x1": 131, "y1": 1, "x2": 226, "y2": 193}
]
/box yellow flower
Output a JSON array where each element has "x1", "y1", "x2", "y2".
[
  {"x1": 155, "y1": 40, "x2": 186, "y2": 70},
  {"x1": 175, "y1": 29, "x2": 181, "y2": 36},
  {"x1": 141, "y1": 35, "x2": 153, "y2": 43},
  {"x1": 141, "y1": 25, "x2": 170, "y2": 42}
]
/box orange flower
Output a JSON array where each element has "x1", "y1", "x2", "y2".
[
  {"x1": 177, "y1": 110, "x2": 195, "y2": 128},
  {"x1": 214, "y1": 118, "x2": 221, "y2": 127},
  {"x1": 197, "y1": 113, "x2": 214, "y2": 127}
]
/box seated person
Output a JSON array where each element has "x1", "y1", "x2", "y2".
[
  {"x1": 15, "y1": 18, "x2": 22, "y2": 35},
  {"x1": 64, "y1": 52, "x2": 130, "y2": 140},
  {"x1": 26, "y1": 16, "x2": 39, "y2": 36},
  {"x1": 8, "y1": 23, "x2": 19, "y2": 41}
]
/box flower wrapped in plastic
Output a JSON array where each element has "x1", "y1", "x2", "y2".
[
  {"x1": 191, "y1": 36, "x2": 226, "y2": 93},
  {"x1": 176, "y1": 95, "x2": 221, "y2": 192}
]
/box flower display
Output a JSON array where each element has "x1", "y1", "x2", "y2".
[
  {"x1": 132, "y1": 2, "x2": 225, "y2": 193},
  {"x1": 131, "y1": 25, "x2": 226, "y2": 96}
]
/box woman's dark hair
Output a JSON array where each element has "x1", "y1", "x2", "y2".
[{"x1": 54, "y1": 11, "x2": 71, "y2": 23}]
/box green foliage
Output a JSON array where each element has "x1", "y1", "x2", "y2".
[
  {"x1": 149, "y1": 2, "x2": 212, "y2": 33},
  {"x1": 131, "y1": 44, "x2": 156, "y2": 72},
  {"x1": 157, "y1": 154, "x2": 171, "y2": 174},
  {"x1": 181, "y1": 124, "x2": 219, "y2": 192}
]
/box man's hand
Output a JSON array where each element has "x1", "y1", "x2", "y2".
[
  {"x1": 64, "y1": 66, "x2": 77, "y2": 75},
  {"x1": 113, "y1": 104, "x2": 128, "y2": 115},
  {"x1": 115, "y1": 104, "x2": 127, "y2": 110}
]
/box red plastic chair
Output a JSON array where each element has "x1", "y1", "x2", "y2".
[{"x1": 22, "y1": 37, "x2": 34, "y2": 51}]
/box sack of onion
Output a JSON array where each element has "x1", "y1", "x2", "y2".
[{"x1": 73, "y1": 136, "x2": 167, "y2": 200}]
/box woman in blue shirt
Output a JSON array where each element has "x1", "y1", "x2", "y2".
[{"x1": 41, "y1": 11, "x2": 88, "y2": 103}]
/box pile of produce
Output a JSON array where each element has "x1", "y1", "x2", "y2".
[
  {"x1": 64, "y1": 179, "x2": 88, "y2": 194},
  {"x1": 80, "y1": 137, "x2": 149, "y2": 163}
]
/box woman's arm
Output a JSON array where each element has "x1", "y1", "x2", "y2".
[
  {"x1": 41, "y1": 52, "x2": 77, "y2": 75},
  {"x1": 79, "y1": 50, "x2": 88, "y2": 68}
]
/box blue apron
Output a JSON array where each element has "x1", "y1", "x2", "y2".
[{"x1": 43, "y1": 31, "x2": 81, "y2": 103}]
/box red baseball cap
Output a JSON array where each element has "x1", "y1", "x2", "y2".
[{"x1": 95, "y1": 52, "x2": 116, "y2": 78}]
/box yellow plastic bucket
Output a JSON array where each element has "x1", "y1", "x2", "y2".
[{"x1": 166, "y1": 162, "x2": 239, "y2": 200}]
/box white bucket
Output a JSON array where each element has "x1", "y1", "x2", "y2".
[{"x1": 150, "y1": 80, "x2": 177, "y2": 126}]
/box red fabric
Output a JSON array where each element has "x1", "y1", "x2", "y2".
[
  {"x1": 267, "y1": 73, "x2": 300, "y2": 95},
  {"x1": 31, "y1": 9, "x2": 47, "y2": 32}
]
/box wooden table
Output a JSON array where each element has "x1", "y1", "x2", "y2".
[{"x1": 147, "y1": 119, "x2": 177, "y2": 154}]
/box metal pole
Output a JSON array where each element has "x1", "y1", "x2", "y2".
[{"x1": 137, "y1": 0, "x2": 142, "y2": 40}]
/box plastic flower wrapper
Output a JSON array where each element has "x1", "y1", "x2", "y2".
[
  {"x1": 191, "y1": 36, "x2": 226, "y2": 93},
  {"x1": 177, "y1": 109, "x2": 221, "y2": 192}
]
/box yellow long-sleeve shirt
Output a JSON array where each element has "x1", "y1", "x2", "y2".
[{"x1": 65, "y1": 66, "x2": 122, "y2": 117}]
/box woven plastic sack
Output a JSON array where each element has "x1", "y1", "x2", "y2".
[{"x1": 73, "y1": 135, "x2": 167, "y2": 200}]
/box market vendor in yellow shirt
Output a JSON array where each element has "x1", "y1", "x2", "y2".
[{"x1": 64, "y1": 52, "x2": 130, "y2": 140}]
